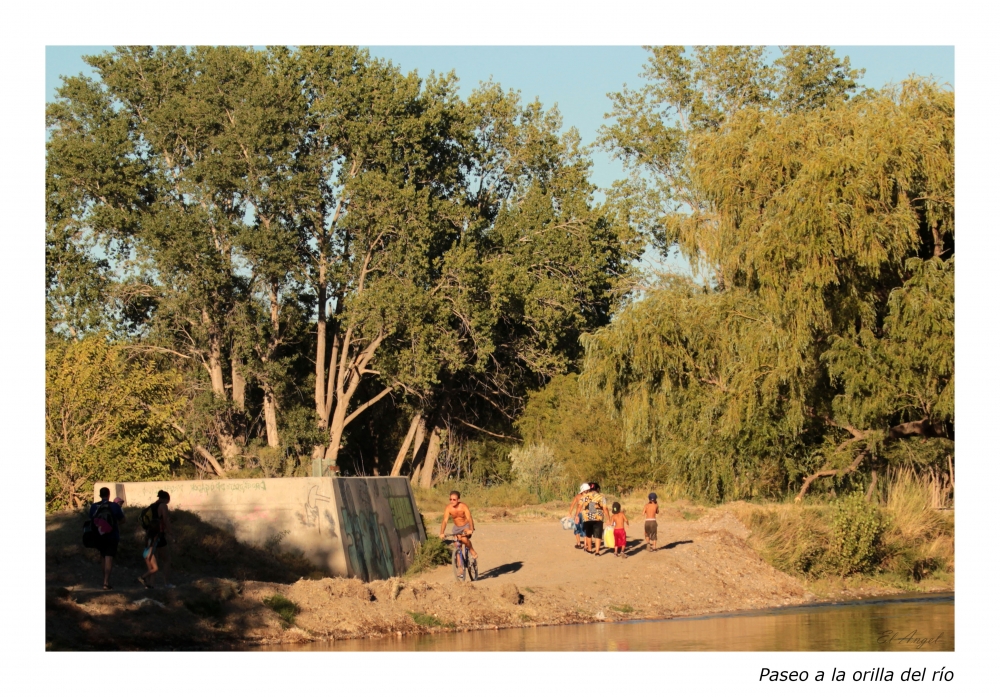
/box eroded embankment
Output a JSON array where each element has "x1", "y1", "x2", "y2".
[{"x1": 47, "y1": 510, "x2": 823, "y2": 649}]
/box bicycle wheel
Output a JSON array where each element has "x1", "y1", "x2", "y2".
[
  {"x1": 468, "y1": 555, "x2": 479, "y2": 582},
  {"x1": 452, "y1": 544, "x2": 465, "y2": 581}
]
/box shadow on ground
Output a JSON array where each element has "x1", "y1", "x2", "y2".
[
  {"x1": 478, "y1": 561, "x2": 524, "y2": 579},
  {"x1": 46, "y1": 508, "x2": 326, "y2": 650}
]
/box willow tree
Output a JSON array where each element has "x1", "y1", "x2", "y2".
[{"x1": 585, "y1": 47, "x2": 954, "y2": 501}]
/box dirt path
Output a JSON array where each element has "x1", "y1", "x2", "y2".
[
  {"x1": 421, "y1": 510, "x2": 810, "y2": 613},
  {"x1": 47, "y1": 508, "x2": 816, "y2": 649}
]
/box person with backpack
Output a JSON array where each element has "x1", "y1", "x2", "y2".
[
  {"x1": 138, "y1": 490, "x2": 174, "y2": 589},
  {"x1": 88, "y1": 488, "x2": 125, "y2": 590},
  {"x1": 567, "y1": 483, "x2": 591, "y2": 550},
  {"x1": 580, "y1": 482, "x2": 609, "y2": 556}
]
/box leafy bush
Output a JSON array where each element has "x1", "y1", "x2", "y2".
[
  {"x1": 405, "y1": 535, "x2": 452, "y2": 576},
  {"x1": 45, "y1": 336, "x2": 185, "y2": 510},
  {"x1": 831, "y1": 493, "x2": 885, "y2": 576}
]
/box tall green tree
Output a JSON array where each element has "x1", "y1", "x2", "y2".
[
  {"x1": 388, "y1": 85, "x2": 643, "y2": 486},
  {"x1": 586, "y1": 47, "x2": 953, "y2": 501},
  {"x1": 46, "y1": 47, "x2": 641, "y2": 483}
]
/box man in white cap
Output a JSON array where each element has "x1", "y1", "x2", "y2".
[{"x1": 567, "y1": 483, "x2": 591, "y2": 550}]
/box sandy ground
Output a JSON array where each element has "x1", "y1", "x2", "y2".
[{"x1": 47, "y1": 507, "x2": 825, "y2": 649}]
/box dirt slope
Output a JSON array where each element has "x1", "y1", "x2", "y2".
[{"x1": 47, "y1": 507, "x2": 813, "y2": 649}]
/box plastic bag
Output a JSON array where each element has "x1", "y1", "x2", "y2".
[{"x1": 603, "y1": 527, "x2": 615, "y2": 548}]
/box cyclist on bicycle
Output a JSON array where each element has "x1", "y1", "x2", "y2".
[{"x1": 439, "y1": 490, "x2": 477, "y2": 559}]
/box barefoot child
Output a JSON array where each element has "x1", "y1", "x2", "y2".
[
  {"x1": 643, "y1": 492, "x2": 659, "y2": 552},
  {"x1": 610, "y1": 502, "x2": 628, "y2": 558}
]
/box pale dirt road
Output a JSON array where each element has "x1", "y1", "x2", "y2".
[{"x1": 417, "y1": 509, "x2": 810, "y2": 618}]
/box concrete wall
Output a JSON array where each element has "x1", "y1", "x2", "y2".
[{"x1": 93, "y1": 477, "x2": 425, "y2": 581}]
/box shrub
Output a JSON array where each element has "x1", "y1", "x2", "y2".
[
  {"x1": 508, "y1": 443, "x2": 570, "y2": 501},
  {"x1": 405, "y1": 535, "x2": 452, "y2": 576},
  {"x1": 831, "y1": 493, "x2": 885, "y2": 576}
]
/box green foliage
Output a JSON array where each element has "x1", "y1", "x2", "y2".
[
  {"x1": 262, "y1": 594, "x2": 299, "y2": 626},
  {"x1": 45, "y1": 336, "x2": 185, "y2": 510},
  {"x1": 508, "y1": 443, "x2": 569, "y2": 501},
  {"x1": 740, "y1": 467, "x2": 952, "y2": 586},
  {"x1": 406, "y1": 611, "x2": 454, "y2": 628},
  {"x1": 831, "y1": 493, "x2": 885, "y2": 576},
  {"x1": 585, "y1": 47, "x2": 954, "y2": 501},
  {"x1": 516, "y1": 373, "x2": 652, "y2": 493},
  {"x1": 46, "y1": 47, "x2": 638, "y2": 479},
  {"x1": 825, "y1": 257, "x2": 954, "y2": 436},
  {"x1": 405, "y1": 536, "x2": 453, "y2": 576}
]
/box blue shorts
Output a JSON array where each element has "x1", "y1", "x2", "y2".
[{"x1": 573, "y1": 514, "x2": 585, "y2": 536}]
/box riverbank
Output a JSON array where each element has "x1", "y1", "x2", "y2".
[{"x1": 45, "y1": 497, "x2": 952, "y2": 650}]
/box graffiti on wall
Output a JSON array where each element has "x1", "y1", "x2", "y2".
[{"x1": 334, "y1": 477, "x2": 423, "y2": 581}]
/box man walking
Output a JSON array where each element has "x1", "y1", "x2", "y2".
[{"x1": 89, "y1": 488, "x2": 125, "y2": 590}]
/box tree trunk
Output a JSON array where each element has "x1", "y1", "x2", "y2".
[
  {"x1": 390, "y1": 413, "x2": 423, "y2": 476},
  {"x1": 865, "y1": 470, "x2": 878, "y2": 502},
  {"x1": 206, "y1": 334, "x2": 227, "y2": 398},
  {"x1": 322, "y1": 330, "x2": 391, "y2": 462},
  {"x1": 232, "y1": 356, "x2": 246, "y2": 411},
  {"x1": 795, "y1": 446, "x2": 868, "y2": 502},
  {"x1": 314, "y1": 266, "x2": 328, "y2": 428},
  {"x1": 418, "y1": 425, "x2": 443, "y2": 489},
  {"x1": 932, "y1": 222, "x2": 944, "y2": 258},
  {"x1": 204, "y1": 310, "x2": 241, "y2": 468},
  {"x1": 326, "y1": 398, "x2": 350, "y2": 462},
  {"x1": 263, "y1": 391, "x2": 280, "y2": 448},
  {"x1": 194, "y1": 444, "x2": 227, "y2": 478}
]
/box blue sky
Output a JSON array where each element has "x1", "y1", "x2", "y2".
[{"x1": 46, "y1": 46, "x2": 953, "y2": 192}]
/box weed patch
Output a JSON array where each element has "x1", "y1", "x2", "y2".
[
  {"x1": 609, "y1": 604, "x2": 634, "y2": 614},
  {"x1": 405, "y1": 535, "x2": 452, "y2": 576},
  {"x1": 263, "y1": 594, "x2": 299, "y2": 626},
  {"x1": 407, "y1": 611, "x2": 454, "y2": 628}
]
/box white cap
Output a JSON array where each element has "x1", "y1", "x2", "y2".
[{"x1": 579, "y1": 483, "x2": 590, "y2": 493}]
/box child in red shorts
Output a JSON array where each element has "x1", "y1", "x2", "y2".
[{"x1": 610, "y1": 502, "x2": 628, "y2": 559}]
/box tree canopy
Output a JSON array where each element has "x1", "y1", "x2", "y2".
[
  {"x1": 584, "y1": 47, "x2": 953, "y2": 501},
  {"x1": 45, "y1": 46, "x2": 639, "y2": 500}
]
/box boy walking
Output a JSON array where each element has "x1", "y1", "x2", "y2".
[{"x1": 643, "y1": 492, "x2": 659, "y2": 552}]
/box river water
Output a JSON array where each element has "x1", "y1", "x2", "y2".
[{"x1": 263, "y1": 592, "x2": 953, "y2": 651}]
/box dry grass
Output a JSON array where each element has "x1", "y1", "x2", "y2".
[
  {"x1": 733, "y1": 468, "x2": 954, "y2": 589},
  {"x1": 879, "y1": 468, "x2": 954, "y2": 582}
]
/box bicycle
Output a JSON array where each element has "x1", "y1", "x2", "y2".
[{"x1": 445, "y1": 533, "x2": 478, "y2": 582}]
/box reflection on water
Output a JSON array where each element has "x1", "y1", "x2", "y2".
[{"x1": 263, "y1": 593, "x2": 953, "y2": 652}]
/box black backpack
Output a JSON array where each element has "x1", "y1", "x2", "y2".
[
  {"x1": 82, "y1": 521, "x2": 99, "y2": 548},
  {"x1": 140, "y1": 501, "x2": 159, "y2": 533}
]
